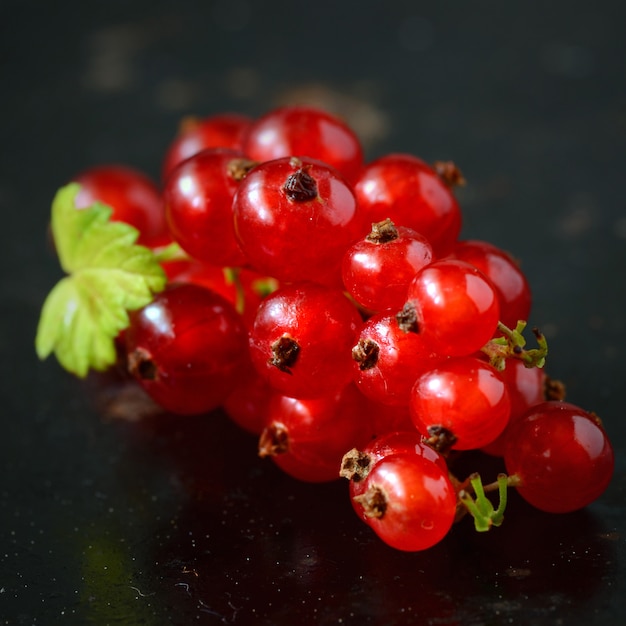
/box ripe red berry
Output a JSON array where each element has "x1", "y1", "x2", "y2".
[
  {"x1": 342, "y1": 218, "x2": 433, "y2": 313},
  {"x1": 504, "y1": 401, "x2": 614, "y2": 513},
  {"x1": 404, "y1": 259, "x2": 500, "y2": 357},
  {"x1": 351, "y1": 311, "x2": 440, "y2": 406},
  {"x1": 164, "y1": 148, "x2": 253, "y2": 267},
  {"x1": 233, "y1": 156, "x2": 364, "y2": 286},
  {"x1": 124, "y1": 283, "x2": 249, "y2": 415},
  {"x1": 352, "y1": 453, "x2": 457, "y2": 551},
  {"x1": 249, "y1": 283, "x2": 362, "y2": 398},
  {"x1": 242, "y1": 105, "x2": 364, "y2": 182},
  {"x1": 258, "y1": 384, "x2": 373, "y2": 483},
  {"x1": 72, "y1": 164, "x2": 169, "y2": 247},
  {"x1": 161, "y1": 113, "x2": 253, "y2": 182},
  {"x1": 409, "y1": 356, "x2": 511, "y2": 450},
  {"x1": 354, "y1": 153, "x2": 462, "y2": 256}
]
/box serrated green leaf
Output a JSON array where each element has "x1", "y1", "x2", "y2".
[{"x1": 35, "y1": 183, "x2": 167, "y2": 377}]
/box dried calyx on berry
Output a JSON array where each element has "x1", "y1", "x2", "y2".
[{"x1": 282, "y1": 159, "x2": 318, "y2": 202}]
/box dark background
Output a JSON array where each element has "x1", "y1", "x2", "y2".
[{"x1": 2, "y1": 0, "x2": 625, "y2": 624}]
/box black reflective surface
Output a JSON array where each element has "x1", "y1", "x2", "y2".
[{"x1": 2, "y1": 1, "x2": 626, "y2": 624}]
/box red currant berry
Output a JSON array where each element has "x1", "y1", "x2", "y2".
[
  {"x1": 161, "y1": 113, "x2": 253, "y2": 182},
  {"x1": 354, "y1": 153, "x2": 462, "y2": 256},
  {"x1": 342, "y1": 218, "x2": 433, "y2": 313},
  {"x1": 352, "y1": 453, "x2": 457, "y2": 551},
  {"x1": 258, "y1": 384, "x2": 373, "y2": 482},
  {"x1": 233, "y1": 157, "x2": 364, "y2": 286},
  {"x1": 410, "y1": 356, "x2": 511, "y2": 451},
  {"x1": 351, "y1": 312, "x2": 440, "y2": 406},
  {"x1": 448, "y1": 240, "x2": 532, "y2": 328},
  {"x1": 404, "y1": 259, "x2": 500, "y2": 357},
  {"x1": 164, "y1": 148, "x2": 255, "y2": 267},
  {"x1": 504, "y1": 401, "x2": 614, "y2": 513},
  {"x1": 242, "y1": 105, "x2": 364, "y2": 182},
  {"x1": 249, "y1": 283, "x2": 362, "y2": 398},
  {"x1": 72, "y1": 164, "x2": 169, "y2": 247},
  {"x1": 124, "y1": 283, "x2": 248, "y2": 415}
]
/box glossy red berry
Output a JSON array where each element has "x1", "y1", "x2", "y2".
[
  {"x1": 233, "y1": 156, "x2": 364, "y2": 286},
  {"x1": 404, "y1": 259, "x2": 500, "y2": 357},
  {"x1": 249, "y1": 283, "x2": 362, "y2": 398},
  {"x1": 72, "y1": 164, "x2": 169, "y2": 247},
  {"x1": 164, "y1": 148, "x2": 253, "y2": 267},
  {"x1": 352, "y1": 453, "x2": 457, "y2": 551},
  {"x1": 342, "y1": 218, "x2": 433, "y2": 313},
  {"x1": 409, "y1": 356, "x2": 511, "y2": 450},
  {"x1": 124, "y1": 283, "x2": 248, "y2": 415},
  {"x1": 351, "y1": 312, "x2": 440, "y2": 406},
  {"x1": 258, "y1": 384, "x2": 373, "y2": 483},
  {"x1": 504, "y1": 401, "x2": 614, "y2": 513},
  {"x1": 161, "y1": 113, "x2": 253, "y2": 182},
  {"x1": 242, "y1": 105, "x2": 364, "y2": 182},
  {"x1": 354, "y1": 153, "x2": 462, "y2": 256}
]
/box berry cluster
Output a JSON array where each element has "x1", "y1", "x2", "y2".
[{"x1": 37, "y1": 105, "x2": 614, "y2": 552}]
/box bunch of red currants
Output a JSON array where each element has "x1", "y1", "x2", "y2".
[{"x1": 64, "y1": 105, "x2": 614, "y2": 552}]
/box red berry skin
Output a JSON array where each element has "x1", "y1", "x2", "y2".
[
  {"x1": 161, "y1": 113, "x2": 253, "y2": 182},
  {"x1": 355, "y1": 454, "x2": 457, "y2": 551},
  {"x1": 124, "y1": 283, "x2": 249, "y2": 415},
  {"x1": 164, "y1": 148, "x2": 248, "y2": 267},
  {"x1": 249, "y1": 284, "x2": 362, "y2": 398},
  {"x1": 222, "y1": 364, "x2": 273, "y2": 435},
  {"x1": 354, "y1": 154, "x2": 462, "y2": 256},
  {"x1": 352, "y1": 312, "x2": 440, "y2": 407},
  {"x1": 406, "y1": 259, "x2": 500, "y2": 357},
  {"x1": 362, "y1": 431, "x2": 447, "y2": 472},
  {"x1": 162, "y1": 259, "x2": 276, "y2": 328},
  {"x1": 448, "y1": 240, "x2": 532, "y2": 328},
  {"x1": 342, "y1": 224, "x2": 434, "y2": 313},
  {"x1": 242, "y1": 105, "x2": 364, "y2": 182},
  {"x1": 73, "y1": 164, "x2": 169, "y2": 247},
  {"x1": 347, "y1": 431, "x2": 447, "y2": 509},
  {"x1": 481, "y1": 359, "x2": 546, "y2": 456},
  {"x1": 504, "y1": 401, "x2": 614, "y2": 513},
  {"x1": 260, "y1": 384, "x2": 373, "y2": 483},
  {"x1": 233, "y1": 157, "x2": 364, "y2": 287},
  {"x1": 409, "y1": 356, "x2": 511, "y2": 450}
]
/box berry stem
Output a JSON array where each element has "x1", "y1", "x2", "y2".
[
  {"x1": 458, "y1": 473, "x2": 511, "y2": 532},
  {"x1": 481, "y1": 320, "x2": 548, "y2": 371}
]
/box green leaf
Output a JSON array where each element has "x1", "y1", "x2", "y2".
[{"x1": 35, "y1": 183, "x2": 167, "y2": 377}]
